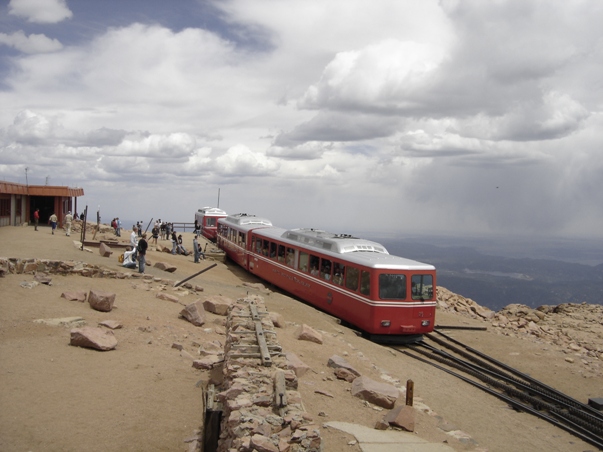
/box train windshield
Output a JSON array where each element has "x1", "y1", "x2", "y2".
[
  {"x1": 379, "y1": 274, "x2": 407, "y2": 300},
  {"x1": 411, "y1": 274, "x2": 434, "y2": 300}
]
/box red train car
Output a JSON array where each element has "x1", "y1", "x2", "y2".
[
  {"x1": 195, "y1": 207, "x2": 228, "y2": 242},
  {"x1": 217, "y1": 213, "x2": 436, "y2": 343}
]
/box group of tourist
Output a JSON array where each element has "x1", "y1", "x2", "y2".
[{"x1": 122, "y1": 219, "x2": 205, "y2": 274}]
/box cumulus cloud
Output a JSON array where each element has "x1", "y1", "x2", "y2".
[
  {"x1": 8, "y1": 0, "x2": 72, "y2": 24},
  {"x1": 0, "y1": 31, "x2": 63, "y2": 54},
  {"x1": 213, "y1": 144, "x2": 280, "y2": 177},
  {"x1": 113, "y1": 132, "x2": 198, "y2": 159},
  {"x1": 300, "y1": 39, "x2": 445, "y2": 114}
]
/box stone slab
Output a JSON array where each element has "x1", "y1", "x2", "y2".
[{"x1": 324, "y1": 422, "x2": 455, "y2": 452}]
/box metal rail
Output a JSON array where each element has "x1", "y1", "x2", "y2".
[{"x1": 397, "y1": 331, "x2": 603, "y2": 450}]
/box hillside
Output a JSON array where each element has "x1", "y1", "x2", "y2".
[{"x1": 0, "y1": 224, "x2": 602, "y2": 452}]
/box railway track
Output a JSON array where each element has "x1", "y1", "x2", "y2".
[{"x1": 395, "y1": 329, "x2": 603, "y2": 450}]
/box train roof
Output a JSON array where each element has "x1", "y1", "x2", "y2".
[
  {"x1": 254, "y1": 226, "x2": 435, "y2": 271},
  {"x1": 222, "y1": 213, "x2": 273, "y2": 228},
  {"x1": 196, "y1": 207, "x2": 227, "y2": 216}
]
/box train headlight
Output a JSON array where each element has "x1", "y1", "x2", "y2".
[
  {"x1": 381, "y1": 320, "x2": 391, "y2": 327},
  {"x1": 421, "y1": 320, "x2": 430, "y2": 327}
]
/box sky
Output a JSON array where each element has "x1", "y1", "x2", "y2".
[{"x1": 0, "y1": 0, "x2": 602, "y2": 239}]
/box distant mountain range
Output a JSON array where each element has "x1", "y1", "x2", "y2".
[{"x1": 368, "y1": 235, "x2": 603, "y2": 312}]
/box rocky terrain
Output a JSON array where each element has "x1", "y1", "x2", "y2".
[{"x1": 438, "y1": 287, "x2": 603, "y2": 379}]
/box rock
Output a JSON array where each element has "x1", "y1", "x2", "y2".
[
  {"x1": 20, "y1": 281, "x2": 39, "y2": 289},
  {"x1": 192, "y1": 355, "x2": 223, "y2": 369},
  {"x1": 99, "y1": 242, "x2": 113, "y2": 257},
  {"x1": 351, "y1": 375, "x2": 400, "y2": 409},
  {"x1": 295, "y1": 324, "x2": 323, "y2": 344},
  {"x1": 88, "y1": 290, "x2": 116, "y2": 312},
  {"x1": 98, "y1": 320, "x2": 122, "y2": 329},
  {"x1": 334, "y1": 368, "x2": 358, "y2": 382},
  {"x1": 327, "y1": 355, "x2": 360, "y2": 377},
  {"x1": 70, "y1": 326, "x2": 117, "y2": 351},
  {"x1": 172, "y1": 343, "x2": 183, "y2": 351},
  {"x1": 384, "y1": 405, "x2": 415, "y2": 431},
  {"x1": 250, "y1": 434, "x2": 278, "y2": 452},
  {"x1": 34, "y1": 273, "x2": 52, "y2": 284},
  {"x1": 180, "y1": 301, "x2": 206, "y2": 326},
  {"x1": 154, "y1": 262, "x2": 177, "y2": 272},
  {"x1": 286, "y1": 352, "x2": 310, "y2": 377},
  {"x1": 199, "y1": 340, "x2": 223, "y2": 356},
  {"x1": 61, "y1": 291, "x2": 87, "y2": 302},
  {"x1": 34, "y1": 317, "x2": 86, "y2": 328},
  {"x1": 203, "y1": 295, "x2": 234, "y2": 316},
  {"x1": 156, "y1": 292, "x2": 179, "y2": 303},
  {"x1": 269, "y1": 311, "x2": 285, "y2": 328}
]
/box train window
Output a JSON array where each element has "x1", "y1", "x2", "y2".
[
  {"x1": 270, "y1": 242, "x2": 277, "y2": 259},
  {"x1": 277, "y1": 244, "x2": 286, "y2": 262},
  {"x1": 345, "y1": 266, "x2": 359, "y2": 291},
  {"x1": 238, "y1": 231, "x2": 245, "y2": 246},
  {"x1": 207, "y1": 218, "x2": 216, "y2": 227},
  {"x1": 411, "y1": 274, "x2": 434, "y2": 300},
  {"x1": 253, "y1": 237, "x2": 261, "y2": 253},
  {"x1": 360, "y1": 271, "x2": 371, "y2": 295},
  {"x1": 286, "y1": 248, "x2": 295, "y2": 267},
  {"x1": 320, "y1": 258, "x2": 332, "y2": 281},
  {"x1": 379, "y1": 274, "x2": 406, "y2": 300},
  {"x1": 262, "y1": 240, "x2": 270, "y2": 256},
  {"x1": 299, "y1": 252, "x2": 309, "y2": 272},
  {"x1": 332, "y1": 263, "x2": 344, "y2": 285},
  {"x1": 309, "y1": 255, "x2": 320, "y2": 276}
]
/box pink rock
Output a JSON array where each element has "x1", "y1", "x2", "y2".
[
  {"x1": 154, "y1": 262, "x2": 177, "y2": 272},
  {"x1": 286, "y1": 352, "x2": 310, "y2": 377},
  {"x1": 99, "y1": 242, "x2": 113, "y2": 257},
  {"x1": 98, "y1": 320, "x2": 122, "y2": 329},
  {"x1": 295, "y1": 324, "x2": 323, "y2": 344},
  {"x1": 269, "y1": 311, "x2": 285, "y2": 328},
  {"x1": 156, "y1": 292, "x2": 179, "y2": 303},
  {"x1": 88, "y1": 290, "x2": 116, "y2": 312},
  {"x1": 327, "y1": 355, "x2": 360, "y2": 376},
  {"x1": 61, "y1": 291, "x2": 87, "y2": 302},
  {"x1": 180, "y1": 301, "x2": 206, "y2": 326},
  {"x1": 250, "y1": 434, "x2": 279, "y2": 452},
  {"x1": 70, "y1": 326, "x2": 117, "y2": 351},
  {"x1": 203, "y1": 295, "x2": 234, "y2": 316},
  {"x1": 384, "y1": 405, "x2": 415, "y2": 431},
  {"x1": 351, "y1": 375, "x2": 400, "y2": 409}
]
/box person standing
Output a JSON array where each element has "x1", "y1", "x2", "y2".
[
  {"x1": 193, "y1": 236, "x2": 200, "y2": 263},
  {"x1": 137, "y1": 233, "x2": 148, "y2": 274},
  {"x1": 64, "y1": 211, "x2": 73, "y2": 236},
  {"x1": 49, "y1": 212, "x2": 57, "y2": 234},
  {"x1": 116, "y1": 218, "x2": 122, "y2": 237},
  {"x1": 151, "y1": 224, "x2": 159, "y2": 245},
  {"x1": 130, "y1": 227, "x2": 139, "y2": 261},
  {"x1": 33, "y1": 209, "x2": 40, "y2": 231},
  {"x1": 171, "y1": 230, "x2": 178, "y2": 254}
]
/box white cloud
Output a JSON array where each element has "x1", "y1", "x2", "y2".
[
  {"x1": 213, "y1": 144, "x2": 280, "y2": 177},
  {"x1": 300, "y1": 39, "x2": 445, "y2": 113},
  {"x1": 0, "y1": 31, "x2": 63, "y2": 54},
  {"x1": 8, "y1": 0, "x2": 72, "y2": 24}
]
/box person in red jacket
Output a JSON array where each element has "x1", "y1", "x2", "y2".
[{"x1": 33, "y1": 209, "x2": 39, "y2": 231}]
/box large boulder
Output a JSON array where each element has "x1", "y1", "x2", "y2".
[
  {"x1": 295, "y1": 324, "x2": 323, "y2": 344},
  {"x1": 180, "y1": 301, "x2": 206, "y2": 326},
  {"x1": 203, "y1": 295, "x2": 234, "y2": 316},
  {"x1": 70, "y1": 326, "x2": 117, "y2": 351},
  {"x1": 99, "y1": 242, "x2": 113, "y2": 257},
  {"x1": 88, "y1": 290, "x2": 116, "y2": 312},
  {"x1": 351, "y1": 375, "x2": 400, "y2": 409},
  {"x1": 154, "y1": 262, "x2": 177, "y2": 272}
]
